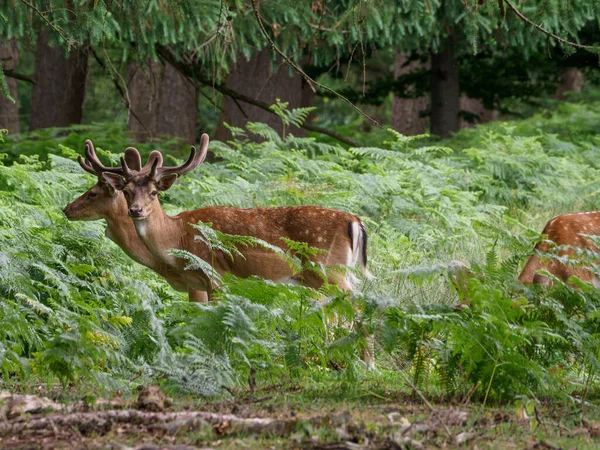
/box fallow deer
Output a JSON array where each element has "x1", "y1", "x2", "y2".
[
  {"x1": 63, "y1": 140, "x2": 207, "y2": 302},
  {"x1": 519, "y1": 212, "x2": 600, "y2": 287},
  {"x1": 99, "y1": 134, "x2": 370, "y2": 301}
]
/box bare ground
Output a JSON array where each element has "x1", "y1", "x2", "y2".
[{"x1": 1, "y1": 386, "x2": 599, "y2": 450}]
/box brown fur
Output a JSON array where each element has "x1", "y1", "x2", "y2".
[
  {"x1": 519, "y1": 212, "x2": 600, "y2": 287},
  {"x1": 64, "y1": 181, "x2": 208, "y2": 302},
  {"x1": 104, "y1": 175, "x2": 368, "y2": 300}
]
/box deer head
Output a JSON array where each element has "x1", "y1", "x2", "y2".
[
  {"x1": 64, "y1": 139, "x2": 163, "y2": 221},
  {"x1": 102, "y1": 134, "x2": 209, "y2": 220}
]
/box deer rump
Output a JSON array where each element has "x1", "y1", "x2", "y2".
[{"x1": 519, "y1": 212, "x2": 600, "y2": 287}]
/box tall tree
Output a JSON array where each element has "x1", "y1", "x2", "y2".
[
  {"x1": 214, "y1": 50, "x2": 311, "y2": 141},
  {"x1": 29, "y1": 30, "x2": 88, "y2": 130},
  {"x1": 127, "y1": 61, "x2": 198, "y2": 144},
  {"x1": 0, "y1": 40, "x2": 19, "y2": 134},
  {"x1": 391, "y1": 53, "x2": 428, "y2": 136},
  {"x1": 554, "y1": 69, "x2": 584, "y2": 100},
  {"x1": 430, "y1": 41, "x2": 459, "y2": 138}
]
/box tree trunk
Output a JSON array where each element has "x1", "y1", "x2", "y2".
[
  {"x1": 29, "y1": 30, "x2": 88, "y2": 130},
  {"x1": 127, "y1": 61, "x2": 197, "y2": 144},
  {"x1": 459, "y1": 96, "x2": 498, "y2": 129},
  {"x1": 554, "y1": 68, "x2": 584, "y2": 101},
  {"x1": 213, "y1": 49, "x2": 311, "y2": 141},
  {"x1": 390, "y1": 53, "x2": 428, "y2": 136},
  {"x1": 430, "y1": 43, "x2": 459, "y2": 138},
  {"x1": 0, "y1": 40, "x2": 19, "y2": 134}
]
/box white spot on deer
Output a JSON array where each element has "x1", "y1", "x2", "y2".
[
  {"x1": 317, "y1": 227, "x2": 322, "y2": 231},
  {"x1": 318, "y1": 236, "x2": 324, "y2": 243},
  {"x1": 135, "y1": 220, "x2": 147, "y2": 237}
]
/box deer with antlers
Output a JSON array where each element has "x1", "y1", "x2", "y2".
[
  {"x1": 519, "y1": 212, "x2": 600, "y2": 287},
  {"x1": 97, "y1": 134, "x2": 370, "y2": 301},
  {"x1": 63, "y1": 140, "x2": 207, "y2": 302}
]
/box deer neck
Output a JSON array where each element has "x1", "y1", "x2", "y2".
[
  {"x1": 104, "y1": 204, "x2": 159, "y2": 270},
  {"x1": 132, "y1": 203, "x2": 186, "y2": 265}
]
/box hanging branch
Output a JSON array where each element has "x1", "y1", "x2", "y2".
[
  {"x1": 18, "y1": 0, "x2": 72, "y2": 47},
  {"x1": 90, "y1": 47, "x2": 153, "y2": 139},
  {"x1": 503, "y1": 0, "x2": 600, "y2": 53},
  {"x1": 250, "y1": 0, "x2": 382, "y2": 129},
  {"x1": 155, "y1": 45, "x2": 363, "y2": 147}
]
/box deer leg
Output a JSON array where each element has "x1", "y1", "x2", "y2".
[{"x1": 188, "y1": 289, "x2": 208, "y2": 303}]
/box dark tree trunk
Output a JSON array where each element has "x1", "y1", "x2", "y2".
[
  {"x1": 554, "y1": 68, "x2": 584, "y2": 101},
  {"x1": 0, "y1": 40, "x2": 20, "y2": 134},
  {"x1": 390, "y1": 52, "x2": 428, "y2": 136},
  {"x1": 29, "y1": 30, "x2": 88, "y2": 130},
  {"x1": 127, "y1": 61, "x2": 197, "y2": 144},
  {"x1": 430, "y1": 43, "x2": 459, "y2": 138},
  {"x1": 213, "y1": 49, "x2": 311, "y2": 141},
  {"x1": 459, "y1": 96, "x2": 498, "y2": 129}
]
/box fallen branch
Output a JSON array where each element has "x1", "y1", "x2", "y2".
[
  {"x1": 0, "y1": 409, "x2": 297, "y2": 437},
  {"x1": 156, "y1": 45, "x2": 363, "y2": 147}
]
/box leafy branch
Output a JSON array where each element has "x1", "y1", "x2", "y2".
[
  {"x1": 250, "y1": 0, "x2": 382, "y2": 129},
  {"x1": 503, "y1": 0, "x2": 600, "y2": 53}
]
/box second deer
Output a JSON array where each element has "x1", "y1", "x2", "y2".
[
  {"x1": 519, "y1": 212, "x2": 600, "y2": 287},
  {"x1": 64, "y1": 140, "x2": 207, "y2": 302}
]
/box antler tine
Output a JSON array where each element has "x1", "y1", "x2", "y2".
[
  {"x1": 124, "y1": 147, "x2": 142, "y2": 171},
  {"x1": 149, "y1": 156, "x2": 160, "y2": 180},
  {"x1": 120, "y1": 156, "x2": 133, "y2": 179},
  {"x1": 196, "y1": 133, "x2": 209, "y2": 166},
  {"x1": 77, "y1": 155, "x2": 97, "y2": 175},
  {"x1": 142, "y1": 150, "x2": 164, "y2": 173},
  {"x1": 155, "y1": 146, "x2": 197, "y2": 178},
  {"x1": 84, "y1": 139, "x2": 124, "y2": 175}
]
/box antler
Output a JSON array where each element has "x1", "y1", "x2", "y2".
[
  {"x1": 144, "y1": 150, "x2": 163, "y2": 171},
  {"x1": 148, "y1": 133, "x2": 209, "y2": 181},
  {"x1": 123, "y1": 147, "x2": 142, "y2": 171},
  {"x1": 77, "y1": 155, "x2": 96, "y2": 175},
  {"x1": 84, "y1": 139, "x2": 126, "y2": 175},
  {"x1": 119, "y1": 134, "x2": 208, "y2": 181}
]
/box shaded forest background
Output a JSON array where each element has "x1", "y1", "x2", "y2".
[{"x1": 1, "y1": 0, "x2": 599, "y2": 147}]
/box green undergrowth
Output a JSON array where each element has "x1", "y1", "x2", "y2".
[{"x1": 1, "y1": 98, "x2": 600, "y2": 408}]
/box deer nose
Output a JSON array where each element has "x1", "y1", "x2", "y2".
[
  {"x1": 62, "y1": 206, "x2": 69, "y2": 214},
  {"x1": 129, "y1": 206, "x2": 143, "y2": 217}
]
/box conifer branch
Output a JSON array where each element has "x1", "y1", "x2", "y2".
[
  {"x1": 18, "y1": 0, "x2": 72, "y2": 47},
  {"x1": 251, "y1": 0, "x2": 382, "y2": 128},
  {"x1": 504, "y1": 0, "x2": 599, "y2": 53}
]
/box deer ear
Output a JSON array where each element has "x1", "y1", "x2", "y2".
[
  {"x1": 101, "y1": 173, "x2": 127, "y2": 191},
  {"x1": 157, "y1": 174, "x2": 178, "y2": 191}
]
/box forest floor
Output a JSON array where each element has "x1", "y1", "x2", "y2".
[{"x1": 1, "y1": 384, "x2": 599, "y2": 450}]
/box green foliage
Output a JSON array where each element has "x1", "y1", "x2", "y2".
[{"x1": 2, "y1": 100, "x2": 600, "y2": 404}]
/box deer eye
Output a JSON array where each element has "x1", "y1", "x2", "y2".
[
  {"x1": 123, "y1": 191, "x2": 131, "y2": 199},
  {"x1": 88, "y1": 192, "x2": 97, "y2": 199},
  {"x1": 151, "y1": 190, "x2": 158, "y2": 197}
]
